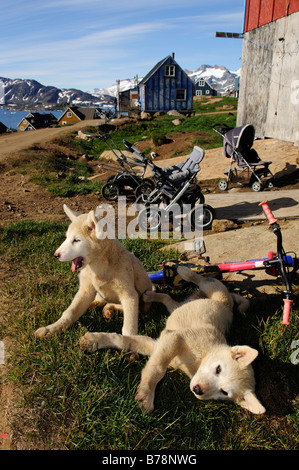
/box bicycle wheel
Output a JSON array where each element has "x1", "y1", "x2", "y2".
[
  {"x1": 190, "y1": 204, "x2": 215, "y2": 230},
  {"x1": 101, "y1": 182, "x2": 119, "y2": 201}
]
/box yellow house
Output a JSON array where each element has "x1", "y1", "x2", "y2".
[{"x1": 58, "y1": 107, "x2": 100, "y2": 126}]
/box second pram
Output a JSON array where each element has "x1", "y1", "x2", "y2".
[
  {"x1": 129, "y1": 144, "x2": 215, "y2": 231},
  {"x1": 213, "y1": 123, "x2": 274, "y2": 192},
  {"x1": 94, "y1": 134, "x2": 155, "y2": 201}
]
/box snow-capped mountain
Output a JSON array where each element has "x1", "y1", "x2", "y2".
[
  {"x1": 88, "y1": 78, "x2": 140, "y2": 99},
  {"x1": 188, "y1": 65, "x2": 240, "y2": 95},
  {"x1": 0, "y1": 77, "x2": 114, "y2": 108},
  {"x1": 89, "y1": 65, "x2": 240, "y2": 97},
  {"x1": 0, "y1": 65, "x2": 240, "y2": 109}
]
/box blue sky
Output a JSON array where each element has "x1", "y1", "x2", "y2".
[{"x1": 0, "y1": 0, "x2": 246, "y2": 91}]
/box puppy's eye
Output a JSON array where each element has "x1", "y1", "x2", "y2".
[
  {"x1": 73, "y1": 239, "x2": 80, "y2": 243},
  {"x1": 220, "y1": 389, "x2": 228, "y2": 396},
  {"x1": 216, "y1": 365, "x2": 221, "y2": 375}
]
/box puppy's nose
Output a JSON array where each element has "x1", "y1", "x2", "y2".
[
  {"x1": 54, "y1": 251, "x2": 61, "y2": 259},
  {"x1": 193, "y1": 384, "x2": 203, "y2": 396}
]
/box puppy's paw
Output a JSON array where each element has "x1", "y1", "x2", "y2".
[
  {"x1": 34, "y1": 326, "x2": 51, "y2": 338},
  {"x1": 102, "y1": 305, "x2": 115, "y2": 319},
  {"x1": 135, "y1": 385, "x2": 155, "y2": 413},
  {"x1": 79, "y1": 332, "x2": 100, "y2": 352}
]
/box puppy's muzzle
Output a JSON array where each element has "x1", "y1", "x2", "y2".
[{"x1": 193, "y1": 384, "x2": 203, "y2": 396}]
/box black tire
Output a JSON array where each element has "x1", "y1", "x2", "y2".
[
  {"x1": 101, "y1": 182, "x2": 119, "y2": 201},
  {"x1": 135, "y1": 180, "x2": 155, "y2": 199},
  {"x1": 190, "y1": 204, "x2": 215, "y2": 230}
]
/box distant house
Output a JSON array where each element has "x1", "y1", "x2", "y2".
[
  {"x1": 119, "y1": 88, "x2": 139, "y2": 115},
  {"x1": 138, "y1": 54, "x2": 194, "y2": 114},
  {"x1": 194, "y1": 79, "x2": 217, "y2": 96},
  {"x1": 58, "y1": 106, "x2": 102, "y2": 126},
  {"x1": 18, "y1": 112, "x2": 57, "y2": 131},
  {"x1": 0, "y1": 121, "x2": 7, "y2": 134}
]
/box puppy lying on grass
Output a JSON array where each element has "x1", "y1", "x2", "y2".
[{"x1": 80, "y1": 266, "x2": 265, "y2": 414}]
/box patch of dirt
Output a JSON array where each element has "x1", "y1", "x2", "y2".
[{"x1": 134, "y1": 131, "x2": 212, "y2": 160}]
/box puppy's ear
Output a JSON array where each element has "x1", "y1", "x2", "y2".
[
  {"x1": 87, "y1": 210, "x2": 97, "y2": 232},
  {"x1": 63, "y1": 204, "x2": 82, "y2": 221},
  {"x1": 87, "y1": 210, "x2": 114, "y2": 240},
  {"x1": 237, "y1": 391, "x2": 266, "y2": 414},
  {"x1": 231, "y1": 345, "x2": 258, "y2": 368}
]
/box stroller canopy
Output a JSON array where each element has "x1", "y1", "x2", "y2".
[{"x1": 224, "y1": 124, "x2": 255, "y2": 159}]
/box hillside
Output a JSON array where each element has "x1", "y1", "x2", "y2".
[{"x1": 0, "y1": 77, "x2": 114, "y2": 109}]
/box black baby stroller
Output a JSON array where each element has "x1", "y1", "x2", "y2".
[
  {"x1": 213, "y1": 123, "x2": 274, "y2": 192},
  {"x1": 135, "y1": 146, "x2": 215, "y2": 231},
  {"x1": 95, "y1": 134, "x2": 155, "y2": 201}
]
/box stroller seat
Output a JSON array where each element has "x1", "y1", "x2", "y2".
[{"x1": 164, "y1": 146, "x2": 204, "y2": 185}]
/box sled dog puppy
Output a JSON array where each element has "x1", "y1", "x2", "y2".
[
  {"x1": 35, "y1": 205, "x2": 152, "y2": 338},
  {"x1": 80, "y1": 266, "x2": 265, "y2": 414}
]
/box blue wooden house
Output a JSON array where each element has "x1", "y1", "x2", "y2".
[
  {"x1": 194, "y1": 78, "x2": 217, "y2": 96},
  {"x1": 138, "y1": 54, "x2": 193, "y2": 114}
]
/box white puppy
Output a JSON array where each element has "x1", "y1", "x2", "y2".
[{"x1": 80, "y1": 266, "x2": 265, "y2": 414}]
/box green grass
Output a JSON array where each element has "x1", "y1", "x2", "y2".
[
  {"x1": 5, "y1": 149, "x2": 103, "y2": 197},
  {"x1": 61, "y1": 109, "x2": 237, "y2": 159},
  {"x1": 2, "y1": 100, "x2": 237, "y2": 197},
  {"x1": 193, "y1": 96, "x2": 238, "y2": 114},
  {"x1": 0, "y1": 221, "x2": 298, "y2": 450}
]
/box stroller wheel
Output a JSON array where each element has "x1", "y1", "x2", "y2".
[
  {"x1": 218, "y1": 179, "x2": 228, "y2": 191},
  {"x1": 138, "y1": 207, "x2": 163, "y2": 232},
  {"x1": 251, "y1": 180, "x2": 263, "y2": 192},
  {"x1": 101, "y1": 182, "x2": 120, "y2": 201},
  {"x1": 135, "y1": 181, "x2": 155, "y2": 199},
  {"x1": 189, "y1": 204, "x2": 215, "y2": 230}
]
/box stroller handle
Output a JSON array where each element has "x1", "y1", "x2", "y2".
[{"x1": 123, "y1": 139, "x2": 147, "y2": 160}]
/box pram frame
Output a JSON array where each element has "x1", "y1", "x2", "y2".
[
  {"x1": 87, "y1": 133, "x2": 154, "y2": 200},
  {"x1": 136, "y1": 146, "x2": 215, "y2": 231},
  {"x1": 213, "y1": 124, "x2": 274, "y2": 192}
]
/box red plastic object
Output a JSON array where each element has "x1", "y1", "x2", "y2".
[
  {"x1": 281, "y1": 299, "x2": 293, "y2": 325},
  {"x1": 259, "y1": 200, "x2": 278, "y2": 224}
]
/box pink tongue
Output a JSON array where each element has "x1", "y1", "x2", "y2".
[{"x1": 71, "y1": 257, "x2": 82, "y2": 273}]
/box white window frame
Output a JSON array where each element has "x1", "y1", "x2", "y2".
[
  {"x1": 164, "y1": 64, "x2": 176, "y2": 77},
  {"x1": 175, "y1": 88, "x2": 187, "y2": 101},
  {"x1": 198, "y1": 79, "x2": 205, "y2": 87}
]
